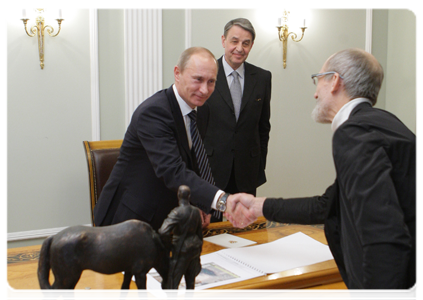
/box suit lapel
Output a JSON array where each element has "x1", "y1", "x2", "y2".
[
  {"x1": 241, "y1": 62, "x2": 257, "y2": 114},
  {"x1": 215, "y1": 57, "x2": 235, "y2": 112}
]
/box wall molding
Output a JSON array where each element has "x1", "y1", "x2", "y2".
[
  {"x1": 124, "y1": 9, "x2": 163, "y2": 127},
  {"x1": 89, "y1": 9, "x2": 100, "y2": 141},
  {"x1": 8, "y1": 225, "x2": 91, "y2": 242},
  {"x1": 365, "y1": 9, "x2": 373, "y2": 53}
]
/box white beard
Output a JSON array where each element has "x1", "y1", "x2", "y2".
[{"x1": 311, "y1": 100, "x2": 331, "y2": 124}]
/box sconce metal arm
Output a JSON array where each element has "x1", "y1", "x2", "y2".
[
  {"x1": 21, "y1": 19, "x2": 36, "y2": 37},
  {"x1": 45, "y1": 19, "x2": 63, "y2": 37},
  {"x1": 290, "y1": 27, "x2": 306, "y2": 42}
]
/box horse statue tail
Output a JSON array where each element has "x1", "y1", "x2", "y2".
[{"x1": 37, "y1": 235, "x2": 53, "y2": 289}]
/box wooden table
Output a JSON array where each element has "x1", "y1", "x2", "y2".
[{"x1": 7, "y1": 218, "x2": 346, "y2": 290}]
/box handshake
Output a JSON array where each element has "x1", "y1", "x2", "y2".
[{"x1": 223, "y1": 194, "x2": 267, "y2": 228}]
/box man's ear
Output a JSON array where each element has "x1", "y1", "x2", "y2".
[
  {"x1": 221, "y1": 35, "x2": 226, "y2": 48},
  {"x1": 330, "y1": 73, "x2": 342, "y2": 93},
  {"x1": 174, "y1": 65, "x2": 181, "y2": 82}
]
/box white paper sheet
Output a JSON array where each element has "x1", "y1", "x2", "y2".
[
  {"x1": 204, "y1": 233, "x2": 257, "y2": 248},
  {"x1": 219, "y1": 231, "x2": 334, "y2": 274}
]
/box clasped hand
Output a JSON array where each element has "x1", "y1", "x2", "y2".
[{"x1": 224, "y1": 193, "x2": 266, "y2": 228}]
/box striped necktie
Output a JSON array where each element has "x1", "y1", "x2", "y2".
[{"x1": 188, "y1": 110, "x2": 221, "y2": 219}]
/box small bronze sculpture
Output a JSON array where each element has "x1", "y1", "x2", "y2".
[
  {"x1": 159, "y1": 185, "x2": 203, "y2": 289},
  {"x1": 37, "y1": 219, "x2": 169, "y2": 289},
  {"x1": 37, "y1": 185, "x2": 204, "y2": 290}
]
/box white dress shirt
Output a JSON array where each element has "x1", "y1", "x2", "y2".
[
  {"x1": 331, "y1": 98, "x2": 373, "y2": 132},
  {"x1": 173, "y1": 84, "x2": 194, "y2": 149},
  {"x1": 222, "y1": 55, "x2": 245, "y2": 91}
]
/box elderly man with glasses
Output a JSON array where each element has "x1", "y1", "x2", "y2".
[{"x1": 224, "y1": 48, "x2": 416, "y2": 289}]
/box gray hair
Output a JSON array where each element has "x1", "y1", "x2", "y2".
[
  {"x1": 223, "y1": 18, "x2": 256, "y2": 41},
  {"x1": 176, "y1": 47, "x2": 218, "y2": 73},
  {"x1": 324, "y1": 48, "x2": 384, "y2": 105}
]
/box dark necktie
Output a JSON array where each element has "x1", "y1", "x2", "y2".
[{"x1": 188, "y1": 110, "x2": 221, "y2": 219}]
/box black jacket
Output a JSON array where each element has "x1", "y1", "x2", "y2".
[{"x1": 263, "y1": 103, "x2": 415, "y2": 289}]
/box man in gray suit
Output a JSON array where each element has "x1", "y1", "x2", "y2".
[{"x1": 198, "y1": 19, "x2": 272, "y2": 222}]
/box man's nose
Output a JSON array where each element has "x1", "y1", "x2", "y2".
[
  {"x1": 199, "y1": 82, "x2": 208, "y2": 94},
  {"x1": 235, "y1": 43, "x2": 243, "y2": 52}
]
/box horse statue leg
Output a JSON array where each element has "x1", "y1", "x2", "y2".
[
  {"x1": 121, "y1": 271, "x2": 132, "y2": 289},
  {"x1": 133, "y1": 273, "x2": 147, "y2": 289}
]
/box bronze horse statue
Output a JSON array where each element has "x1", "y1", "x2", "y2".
[{"x1": 37, "y1": 219, "x2": 169, "y2": 289}]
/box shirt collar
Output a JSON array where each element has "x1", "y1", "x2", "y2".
[
  {"x1": 331, "y1": 98, "x2": 372, "y2": 132},
  {"x1": 222, "y1": 55, "x2": 245, "y2": 79},
  {"x1": 172, "y1": 84, "x2": 195, "y2": 117}
]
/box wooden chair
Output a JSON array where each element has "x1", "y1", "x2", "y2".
[{"x1": 83, "y1": 140, "x2": 123, "y2": 225}]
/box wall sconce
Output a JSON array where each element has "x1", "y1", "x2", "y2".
[
  {"x1": 276, "y1": 10, "x2": 307, "y2": 69},
  {"x1": 21, "y1": 9, "x2": 64, "y2": 69}
]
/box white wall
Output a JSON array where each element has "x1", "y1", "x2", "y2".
[
  {"x1": 370, "y1": 9, "x2": 417, "y2": 136},
  {"x1": 7, "y1": 9, "x2": 93, "y2": 246},
  {"x1": 384, "y1": 10, "x2": 416, "y2": 133},
  {"x1": 98, "y1": 9, "x2": 126, "y2": 140}
]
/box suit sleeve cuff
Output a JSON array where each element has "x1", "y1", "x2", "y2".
[{"x1": 211, "y1": 190, "x2": 225, "y2": 210}]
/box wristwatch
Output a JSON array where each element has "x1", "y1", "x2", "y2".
[{"x1": 216, "y1": 193, "x2": 230, "y2": 212}]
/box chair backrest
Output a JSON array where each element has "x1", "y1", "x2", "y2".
[{"x1": 83, "y1": 140, "x2": 123, "y2": 225}]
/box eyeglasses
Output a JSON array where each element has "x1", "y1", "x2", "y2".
[{"x1": 311, "y1": 71, "x2": 343, "y2": 85}]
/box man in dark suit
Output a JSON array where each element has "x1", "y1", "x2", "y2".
[
  {"x1": 198, "y1": 18, "x2": 271, "y2": 203},
  {"x1": 225, "y1": 48, "x2": 415, "y2": 289},
  {"x1": 93, "y1": 47, "x2": 233, "y2": 230}
]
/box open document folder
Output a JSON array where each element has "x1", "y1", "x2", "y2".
[{"x1": 146, "y1": 231, "x2": 334, "y2": 290}]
